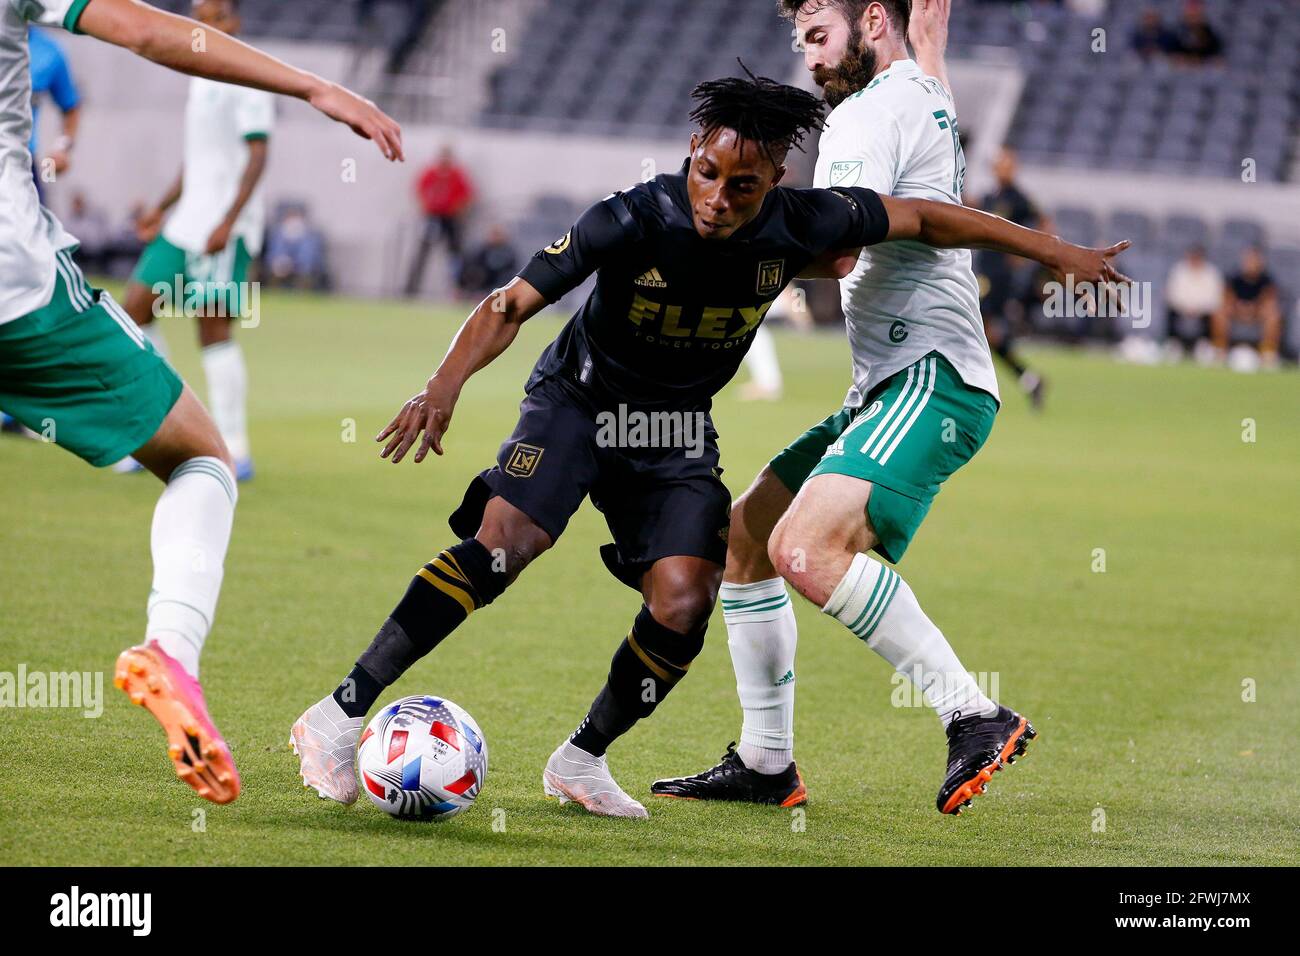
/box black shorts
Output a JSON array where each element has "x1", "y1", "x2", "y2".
[{"x1": 449, "y1": 377, "x2": 730, "y2": 590}]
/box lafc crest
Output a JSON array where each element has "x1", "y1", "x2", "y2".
[
  {"x1": 504, "y1": 442, "x2": 544, "y2": 478},
  {"x1": 757, "y1": 259, "x2": 784, "y2": 295}
]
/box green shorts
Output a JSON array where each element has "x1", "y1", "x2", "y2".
[
  {"x1": 130, "y1": 235, "x2": 252, "y2": 318},
  {"x1": 769, "y1": 351, "x2": 997, "y2": 563},
  {"x1": 0, "y1": 249, "x2": 183, "y2": 467}
]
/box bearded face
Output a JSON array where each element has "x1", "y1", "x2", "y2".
[{"x1": 812, "y1": 19, "x2": 879, "y2": 108}]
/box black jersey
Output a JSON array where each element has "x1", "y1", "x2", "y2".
[
  {"x1": 517, "y1": 162, "x2": 890, "y2": 409},
  {"x1": 976, "y1": 182, "x2": 1041, "y2": 284}
]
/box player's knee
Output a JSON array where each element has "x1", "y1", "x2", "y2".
[
  {"x1": 474, "y1": 505, "x2": 551, "y2": 578},
  {"x1": 650, "y1": 594, "x2": 713, "y2": 635},
  {"x1": 766, "y1": 512, "x2": 802, "y2": 582},
  {"x1": 768, "y1": 509, "x2": 832, "y2": 599},
  {"x1": 646, "y1": 570, "x2": 718, "y2": 634}
]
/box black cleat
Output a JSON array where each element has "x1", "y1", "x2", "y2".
[
  {"x1": 651, "y1": 742, "x2": 807, "y2": 807},
  {"x1": 1020, "y1": 371, "x2": 1047, "y2": 411},
  {"x1": 937, "y1": 705, "x2": 1036, "y2": 815}
]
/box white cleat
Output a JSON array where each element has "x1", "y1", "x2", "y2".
[
  {"x1": 542, "y1": 740, "x2": 649, "y2": 819},
  {"x1": 290, "y1": 694, "x2": 365, "y2": 805}
]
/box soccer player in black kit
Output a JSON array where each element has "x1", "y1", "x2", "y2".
[{"x1": 291, "y1": 72, "x2": 1129, "y2": 817}]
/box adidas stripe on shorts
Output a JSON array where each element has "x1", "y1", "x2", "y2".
[{"x1": 768, "y1": 351, "x2": 997, "y2": 563}]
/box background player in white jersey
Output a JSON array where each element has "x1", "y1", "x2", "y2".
[
  {"x1": 0, "y1": 0, "x2": 402, "y2": 804},
  {"x1": 121, "y1": 0, "x2": 271, "y2": 481},
  {"x1": 653, "y1": 0, "x2": 1129, "y2": 814}
]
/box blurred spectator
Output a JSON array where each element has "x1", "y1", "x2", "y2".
[
  {"x1": 1131, "y1": 8, "x2": 1176, "y2": 61},
  {"x1": 974, "y1": 147, "x2": 1049, "y2": 407},
  {"x1": 28, "y1": 26, "x2": 81, "y2": 203},
  {"x1": 1164, "y1": 245, "x2": 1223, "y2": 359},
  {"x1": 404, "y1": 146, "x2": 474, "y2": 297},
  {"x1": 63, "y1": 191, "x2": 110, "y2": 272},
  {"x1": 455, "y1": 225, "x2": 519, "y2": 299},
  {"x1": 1213, "y1": 247, "x2": 1282, "y2": 369},
  {"x1": 357, "y1": 0, "x2": 442, "y2": 76},
  {"x1": 266, "y1": 204, "x2": 330, "y2": 290},
  {"x1": 1170, "y1": 0, "x2": 1223, "y2": 65}
]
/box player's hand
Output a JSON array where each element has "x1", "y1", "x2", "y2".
[
  {"x1": 1049, "y1": 239, "x2": 1133, "y2": 287},
  {"x1": 376, "y1": 378, "x2": 458, "y2": 464},
  {"x1": 307, "y1": 81, "x2": 404, "y2": 162},
  {"x1": 136, "y1": 207, "x2": 164, "y2": 243},
  {"x1": 205, "y1": 219, "x2": 233, "y2": 254},
  {"x1": 909, "y1": 0, "x2": 951, "y2": 59},
  {"x1": 47, "y1": 149, "x2": 71, "y2": 175}
]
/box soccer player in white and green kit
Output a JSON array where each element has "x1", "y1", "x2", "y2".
[
  {"x1": 122, "y1": 0, "x2": 272, "y2": 481},
  {"x1": 653, "y1": 0, "x2": 1129, "y2": 814},
  {"x1": 0, "y1": 0, "x2": 402, "y2": 804}
]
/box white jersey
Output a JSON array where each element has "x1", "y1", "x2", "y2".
[
  {"x1": 814, "y1": 58, "x2": 999, "y2": 405},
  {"x1": 163, "y1": 76, "x2": 274, "y2": 256},
  {"x1": 0, "y1": 0, "x2": 85, "y2": 324}
]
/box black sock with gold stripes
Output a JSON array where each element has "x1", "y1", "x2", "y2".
[
  {"x1": 332, "y1": 539, "x2": 506, "y2": 718},
  {"x1": 570, "y1": 605, "x2": 706, "y2": 757}
]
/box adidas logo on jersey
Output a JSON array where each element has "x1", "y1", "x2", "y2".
[{"x1": 635, "y1": 267, "x2": 668, "y2": 288}]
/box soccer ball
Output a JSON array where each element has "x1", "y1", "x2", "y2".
[{"x1": 357, "y1": 695, "x2": 488, "y2": 820}]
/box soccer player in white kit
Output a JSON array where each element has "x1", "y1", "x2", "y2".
[
  {"x1": 653, "y1": 0, "x2": 1127, "y2": 814},
  {"x1": 0, "y1": 0, "x2": 402, "y2": 804},
  {"x1": 121, "y1": 0, "x2": 273, "y2": 481}
]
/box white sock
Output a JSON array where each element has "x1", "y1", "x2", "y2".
[
  {"x1": 823, "y1": 553, "x2": 996, "y2": 727},
  {"x1": 721, "y1": 579, "x2": 797, "y2": 773},
  {"x1": 146, "y1": 457, "x2": 238, "y2": 678},
  {"x1": 201, "y1": 340, "x2": 249, "y2": 462},
  {"x1": 743, "y1": 325, "x2": 783, "y2": 392},
  {"x1": 142, "y1": 321, "x2": 169, "y2": 360}
]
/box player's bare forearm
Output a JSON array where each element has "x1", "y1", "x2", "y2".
[
  {"x1": 434, "y1": 278, "x2": 546, "y2": 388},
  {"x1": 157, "y1": 172, "x2": 183, "y2": 211},
  {"x1": 378, "y1": 278, "x2": 547, "y2": 464},
  {"x1": 214, "y1": 140, "x2": 268, "y2": 246},
  {"x1": 47, "y1": 105, "x2": 80, "y2": 172},
  {"x1": 59, "y1": 104, "x2": 80, "y2": 142},
  {"x1": 79, "y1": 0, "x2": 319, "y2": 94},
  {"x1": 909, "y1": 0, "x2": 952, "y2": 91},
  {"x1": 77, "y1": 0, "x2": 403, "y2": 160},
  {"x1": 881, "y1": 196, "x2": 1133, "y2": 285}
]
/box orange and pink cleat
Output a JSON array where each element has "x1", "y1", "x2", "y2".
[{"x1": 114, "y1": 642, "x2": 241, "y2": 805}]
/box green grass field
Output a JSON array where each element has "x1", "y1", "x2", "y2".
[{"x1": 1, "y1": 290, "x2": 1297, "y2": 866}]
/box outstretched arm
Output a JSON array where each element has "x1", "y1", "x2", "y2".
[
  {"x1": 77, "y1": 0, "x2": 402, "y2": 160},
  {"x1": 377, "y1": 278, "x2": 549, "y2": 464},
  {"x1": 909, "y1": 0, "x2": 952, "y2": 91},
  {"x1": 880, "y1": 195, "x2": 1132, "y2": 285}
]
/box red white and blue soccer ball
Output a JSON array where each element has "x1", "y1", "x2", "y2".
[{"x1": 357, "y1": 695, "x2": 488, "y2": 820}]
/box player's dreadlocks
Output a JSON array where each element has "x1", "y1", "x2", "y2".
[{"x1": 688, "y1": 61, "x2": 827, "y2": 170}]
